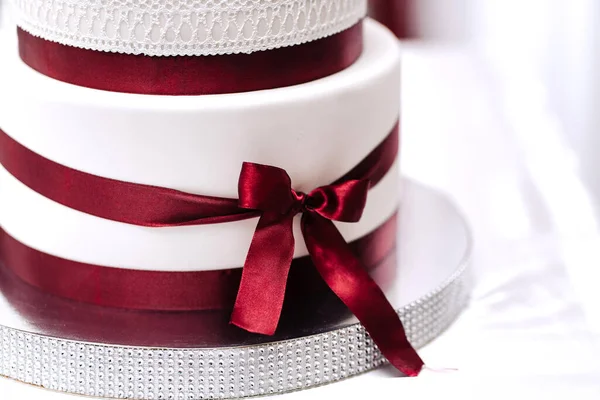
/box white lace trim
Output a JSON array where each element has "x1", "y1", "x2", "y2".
[{"x1": 11, "y1": 0, "x2": 367, "y2": 56}]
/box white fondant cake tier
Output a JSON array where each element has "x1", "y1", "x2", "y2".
[
  {"x1": 0, "y1": 19, "x2": 401, "y2": 272},
  {"x1": 0, "y1": 20, "x2": 399, "y2": 198}
]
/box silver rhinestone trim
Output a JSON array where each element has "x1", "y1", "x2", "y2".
[{"x1": 0, "y1": 260, "x2": 470, "y2": 399}]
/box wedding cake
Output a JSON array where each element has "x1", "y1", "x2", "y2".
[{"x1": 0, "y1": 1, "x2": 438, "y2": 398}]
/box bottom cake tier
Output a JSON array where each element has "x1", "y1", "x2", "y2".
[{"x1": 0, "y1": 179, "x2": 472, "y2": 399}]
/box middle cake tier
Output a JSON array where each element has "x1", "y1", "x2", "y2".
[{"x1": 0, "y1": 20, "x2": 400, "y2": 273}]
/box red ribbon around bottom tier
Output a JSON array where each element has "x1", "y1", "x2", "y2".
[
  {"x1": 0, "y1": 212, "x2": 397, "y2": 312},
  {"x1": 0, "y1": 242, "x2": 399, "y2": 347},
  {"x1": 0, "y1": 124, "x2": 424, "y2": 376}
]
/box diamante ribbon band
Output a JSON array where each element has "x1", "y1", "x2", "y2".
[
  {"x1": 17, "y1": 22, "x2": 363, "y2": 95},
  {"x1": 0, "y1": 122, "x2": 424, "y2": 376}
]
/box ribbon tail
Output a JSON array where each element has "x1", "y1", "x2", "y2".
[
  {"x1": 301, "y1": 213, "x2": 424, "y2": 376},
  {"x1": 230, "y1": 211, "x2": 296, "y2": 335}
]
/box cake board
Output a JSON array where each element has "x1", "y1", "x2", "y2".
[{"x1": 0, "y1": 179, "x2": 472, "y2": 399}]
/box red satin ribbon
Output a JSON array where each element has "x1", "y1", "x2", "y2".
[
  {"x1": 0, "y1": 212, "x2": 397, "y2": 311},
  {"x1": 0, "y1": 121, "x2": 424, "y2": 376},
  {"x1": 17, "y1": 22, "x2": 363, "y2": 95},
  {"x1": 0, "y1": 124, "x2": 398, "y2": 227}
]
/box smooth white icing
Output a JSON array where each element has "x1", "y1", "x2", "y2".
[
  {"x1": 0, "y1": 20, "x2": 400, "y2": 198},
  {"x1": 11, "y1": 0, "x2": 367, "y2": 56},
  {"x1": 0, "y1": 19, "x2": 402, "y2": 272},
  {"x1": 0, "y1": 161, "x2": 399, "y2": 271}
]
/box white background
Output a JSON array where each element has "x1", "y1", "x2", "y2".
[{"x1": 1, "y1": 0, "x2": 600, "y2": 398}]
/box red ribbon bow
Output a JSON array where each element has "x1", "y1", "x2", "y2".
[{"x1": 231, "y1": 162, "x2": 424, "y2": 377}]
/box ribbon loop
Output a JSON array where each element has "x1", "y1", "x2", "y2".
[
  {"x1": 238, "y1": 162, "x2": 295, "y2": 214},
  {"x1": 308, "y1": 180, "x2": 370, "y2": 222}
]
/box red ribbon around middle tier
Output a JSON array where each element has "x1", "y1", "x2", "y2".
[{"x1": 0, "y1": 122, "x2": 424, "y2": 376}]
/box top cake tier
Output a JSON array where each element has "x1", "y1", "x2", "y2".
[{"x1": 12, "y1": 0, "x2": 367, "y2": 56}]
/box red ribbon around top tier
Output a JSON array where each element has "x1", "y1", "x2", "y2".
[
  {"x1": 0, "y1": 122, "x2": 424, "y2": 376},
  {"x1": 17, "y1": 22, "x2": 363, "y2": 95}
]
